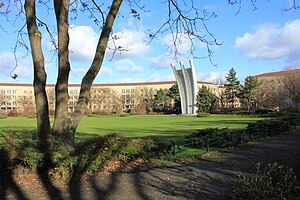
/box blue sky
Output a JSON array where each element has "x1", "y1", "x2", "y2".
[{"x1": 0, "y1": 0, "x2": 299, "y2": 84}]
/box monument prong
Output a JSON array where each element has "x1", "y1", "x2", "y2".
[{"x1": 171, "y1": 60, "x2": 197, "y2": 115}]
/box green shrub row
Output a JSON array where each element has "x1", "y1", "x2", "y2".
[
  {"x1": 185, "y1": 119, "x2": 294, "y2": 150},
  {"x1": 1, "y1": 133, "x2": 171, "y2": 179}
]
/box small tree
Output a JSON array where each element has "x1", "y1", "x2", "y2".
[
  {"x1": 133, "y1": 87, "x2": 156, "y2": 114},
  {"x1": 167, "y1": 84, "x2": 181, "y2": 114},
  {"x1": 214, "y1": 88, "x2": 227, "y2": 112},
  {"x1": 282, "y1": 72, "x2": 300, "y2": 111},
  {"x1": 240, "y1": 76, "x2": 259, "y2": 111},
  {"x1": 196, "y1": 85, "x2": 215, "y2": 113},
  {"x1": 224, "y1": 68, "x2": 240, "y2": 110},
  {"x1": 154, "y1": 89, "x2": 167, "y2": 112}
]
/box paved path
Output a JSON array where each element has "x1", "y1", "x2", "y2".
[{"x1": 4, "y1": 131, "x2": 300, "y2": 200}]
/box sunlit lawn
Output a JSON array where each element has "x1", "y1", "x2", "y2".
[{"x1": 0, "y1": 115, "x2": 263, "y2": 144}]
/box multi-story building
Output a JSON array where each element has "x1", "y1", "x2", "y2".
[
  {"x1": 254, "y1": 69, "x2": 300, "y2": 111},
  {"x1": 255, "y1": 69, "x2": 300, "y2": 84},
  {"x1": 0, "y1": 83, "x2": 33, "y2": 111},
  {"x1": 0, "y1": 81, "x2": 220, "y2": 114}
]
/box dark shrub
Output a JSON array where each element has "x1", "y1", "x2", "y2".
[
  {"x1": 231, "y1": 162, "x2": 300, "y2": 200},
  {"x1": 196, "y1": 111, "x2": 210, "y2": 118}
]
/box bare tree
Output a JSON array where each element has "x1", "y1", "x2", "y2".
[
  {"x1": 46, "y1": 88, "x2": 56, "y2": 115},
  {"x1": 89, "y1": 87, "x2": 122, "y2": 114},
  {"x1": 133, "y1": 87, "x2": 156, "y2": 114},
  {"x1": 1, "y1": 0, "x2": 299, "y2": 150},
  {"x1": 282, "y1": 72, "x2": 300, "y2": 111},
  {"x1": 256, "y1": 79, "x2": 285, "y2": 111},
  {"x1": 0, "y1": 89, "x2": 4, "y2": 115},
  {"x1": 24, "y1": 0, "x2": 124, "y2": 150},
  {"x1": 215, "y1": 87, "x2": 227, "y2": 112},
  {"x1": 16, "y1": 92, "x2": 35, "y2": 116},
  {"x1": 256, "y1": 70, "x2": 300, "y2": 112}
]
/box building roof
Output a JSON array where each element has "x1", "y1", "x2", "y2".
[
  {"x1": 0, "y1": 81, "x2": 214, "y2": 87},
  {"x1": 255, "y1": 69, "x2": 300, "y2": 78}
]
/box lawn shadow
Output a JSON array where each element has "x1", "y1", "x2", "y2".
[
  {"x1": 0, "y1": 127, "x2": 37, "y2": 143},
  {"x1": 1, "y1": 129, "x2": 300, "y2": 199},
  {"x1": 0, "y1": 130, "x2": 154, "y2": 200},
  {"x1": 86, "y1": 127, "x2": 198, "y2": 141},
  {"x1": 0, "y1": 147, "x2": 29, "y2": 200}
]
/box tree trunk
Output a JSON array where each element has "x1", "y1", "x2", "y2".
[
  {"x1": 69, "y1": 0, "x2": 123, "y2": 136},
  {"x1": 51, "y1": 0, "x2": 123, "y2": 150},
  {"x1": 25, "y1": 0, "x2": 51, "y2": 148},
  {"x1": 52, "y1": 0, "x2": 73, "y2": 150}
]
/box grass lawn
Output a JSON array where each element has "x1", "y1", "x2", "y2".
[{"x1": 0, "y1": 115, "x2": 263, "y2": 144}]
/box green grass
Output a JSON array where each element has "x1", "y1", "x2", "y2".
[
  {"x1": 0, "y1": 115, "x2": 263, "y2": 144},
  {"x1": 174, "y1": 146, "x2": 208, "y2": 158}
]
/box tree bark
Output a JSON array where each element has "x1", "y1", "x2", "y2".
[
  {"x1": 24, "y1": 0, "x2": 51, "y2": 148},
  {"x1": 50, "y1": 0, "x2": 123, "y2": 150},
  {"x1": 52, "y1": 0, "x2": 73, "y2": 149},
  {"x1": 70, "y1": 0, "x2": 123, "y2": 135}
]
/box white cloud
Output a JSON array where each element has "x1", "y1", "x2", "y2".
[
  {"x1": 100, "y1": 67, "x2": 113, "y2": 76},
  {"x1": 276, "y1": 20, "x2": 300, "y2": 46},
  {"x1": 115, "y1": 73, "x2": 175, "y2": 83},
  {"x1": 107, "y1": 29, "x2": 150, "y2": 59},
  {"x1": 162, "y1": 32, "x2": 206, "y2": 56},
  {"x1": 235, "y1": 19, "x2": 300, "y2": 67},
  {"x1": 70, "y1": 66, "x2": 113, "y2": 82},
  {"x1": 68, "y1": 26, "x2": 150, "y2": 61},
  {"x1": 150, "y1": 55, "x2": 174, "y2": 69},
  {"x1": 70, "y1": 65, "x2": 113, "y2": 77},
  {"x1": 70, "y1": 67, "x2": 86, "y2": 77},
  {"x1": 147, "y1": 73, "x2": 175, "y2": 82},
  {"x1": 115, "y1": 59, "x2": 144, "y2": 73},
  {"x1": 198, "y1": 71, "x2": 227, "y2": 84},
  {"x1": 0, "y1": 52, "x2": 32, "y2": 81},
  {"x1": 69, "y1": 25, "x2": 99, "y2": 62},
  {"x1": 116, "y1": 77, "x2": 146, "y2": 83}
]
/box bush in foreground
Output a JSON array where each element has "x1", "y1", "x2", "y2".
[
  {"x1": 1, "y1": 133, "x2": 170, "y2": 179},
  {"x1": 231, "y1": 162, "x2": 300, "y2": 200}
]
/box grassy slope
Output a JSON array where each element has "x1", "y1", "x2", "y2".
[{"x1": 0, "y1": 115, "x2": 262, "y2": 144}]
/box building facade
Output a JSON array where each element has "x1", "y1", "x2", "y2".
[
  {"x1": 254, "y1": 69, "x2": 300, "y2": 111},
  {"x1": 0, "y1": 81, "x2": 220, "y2": 114}
]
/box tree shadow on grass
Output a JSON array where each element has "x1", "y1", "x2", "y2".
[
  {"x1": 0, "y1": 130, "x2": 155, "y2": 200},
  {"x1": 2, "y1": 129, "x2": 300, "y2": 199},
  {"x1": 0, "y1": 147, "x2": 29, "y2": 200}
]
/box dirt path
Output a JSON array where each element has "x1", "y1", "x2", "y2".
[{"x1": 3, "y1": 130, "x2": 300, "y2": 200}]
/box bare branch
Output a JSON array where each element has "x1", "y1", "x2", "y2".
[
  {"x1": 91, "y1": 0, "x2": 105, "y2": 23},
  {"x1": 36, "y1": 16, "x2": 58, "y2": 51},
  {"x1": 283, "y1": 0, "x2": 300, "y2": 11},
  {"x1": 75, "y1": 0, "x2": 108, "y2": 27},
  {"x1": 107, "y1": 31, "x2": 130, "y2": 61},
  {"x1": 147, "y1": 0, "x2": 223, "y2": 65}
]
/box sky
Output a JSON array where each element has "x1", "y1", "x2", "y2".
[{"x1": 0, "y1": 0, "x2": 299, "y2": 85}]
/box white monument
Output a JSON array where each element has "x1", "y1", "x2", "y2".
[{"x1": 171, "y1": 60, "x2": 197, "y2": 115}]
